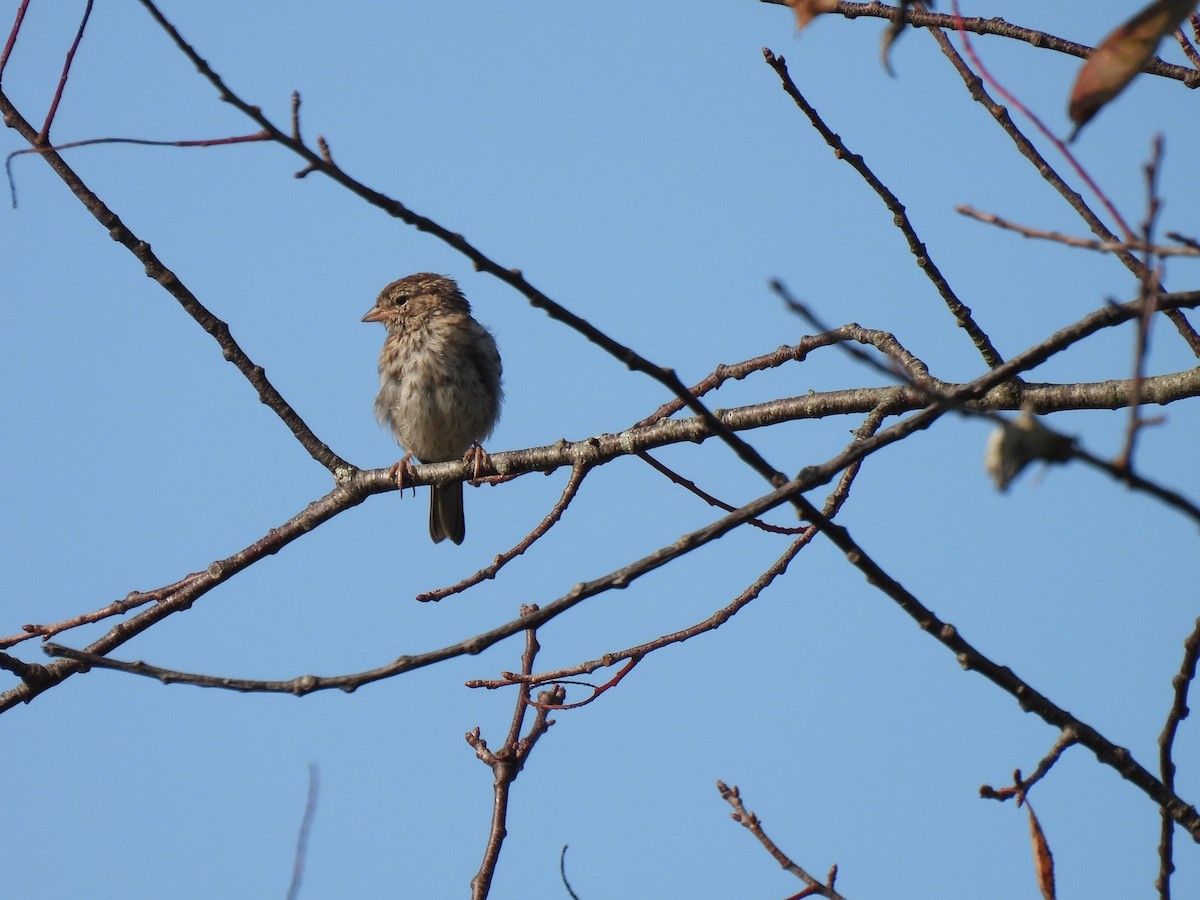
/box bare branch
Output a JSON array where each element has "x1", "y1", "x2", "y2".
[
  {"x1": 1157, "y1": 618, "x2": 1200, "y2": 897},
  {"x1": 1115, "y1": 135, "x2": 1167, "y2": 470},
  {"x1": 132, "y1": 0, "x2": 803, "y2": 517},
  {"x1": 717, "y1": 780, "x2": 847, "y2": 899},
  {"x1": 468, "y1": 608, "x2": 562, "y2": 899},
  {"x1": 0, "y1": 92, "x2": 353, "y2": 474},
  {"x1": 980, "y1": 729, "x2": 1080, "y2": 801},
  {"x1": 756, "y1": 0, "x2": 1200, "y2": 86},
  {"x1": 417, "y1": 461, "x2": 592, "y2": 602},
  {"x1": 926, "y1": 11, "x2": 1200, "y2": 357},
  {"x1": 956, "y1": 205, "x2": 1200, "y2": 257},
  {"x1": 0, "y1": 0, "x2": 32, "y2": 82},
  {"x1": 762, "y1": 47, "x2": 1006, "y2": 370},
  {"x1": 37, "y1": 0, "x2": 93, "y2": 144},
  {"x1": 803, "y1": 501, "x2": 1200, "y2": 840}
]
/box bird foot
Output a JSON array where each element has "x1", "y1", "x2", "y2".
[
  {"x1": 387, "y1": 453, "x2": 418, "y2": 496},
  {"x1": 463, "y1": 444, "x2": 492, "y2": 485}
]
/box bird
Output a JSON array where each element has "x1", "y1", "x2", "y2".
[{"x1": 363, "y1": 273, "x2": 503, "y2": 544}]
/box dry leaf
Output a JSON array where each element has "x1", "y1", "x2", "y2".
[
  {"x1": 1069, "y1": 0, "x2": 1199, "y2": 136},
  {"x1": 785, "y1": 0, "x2": 838, "y2": 31},
  {"x1": 1026, "y1": 799, "x2": 1056, "y2": 900},
  {"x1": 881, "y1": 0, "x2": 922, "y2": 75},
  {"x1": 983, "y1": 409, "x2": 1075, "y2": 492}
]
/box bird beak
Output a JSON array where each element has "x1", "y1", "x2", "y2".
[{"x1": 362, "y1": 305, "x2": 387, "y2": 323}]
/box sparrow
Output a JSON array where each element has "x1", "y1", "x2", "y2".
[{"x1": 363, "y1": 273, "x2": 503, "y2": 544}]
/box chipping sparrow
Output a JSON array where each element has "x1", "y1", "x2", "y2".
[{"x1": 363, "y1": 273, "x2": 503, "y2": 544}]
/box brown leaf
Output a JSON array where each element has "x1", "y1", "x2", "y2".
[
  {"x1": 881, "y1": 0, "x2": 920, "y2": 75},
  {"x1": 785, "y1": 0, "x2": 838, "y2": 31},
  {"x1": 1026, "y1": 800, "x2": 1056, "y2": 900},
  {"x1": 1069, "y1": 0, "x2": 1199, "y2": 134}
]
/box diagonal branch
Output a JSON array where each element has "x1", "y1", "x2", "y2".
[
  {"x1": 132, "y1": 0, "x2": 800, "y2": 509},
  {"x1": 763, "y1": 47, "x2": 1006, "y2": 370},
  {"x1": 798, "y1": 499, "x2": 1200, "y2": 841},
  {"x1": 756, "y1": 0, "x2": 1200, "y2": 86},
  {"x1": 0, "y1": 90, "x2": 352, "y2": 474},
  {"x1": 925, "y1": 15, "x2": 1200, "y2": 358},
  {"x1": 718, "y1": 780, "x2": 847, "y2": 900}
]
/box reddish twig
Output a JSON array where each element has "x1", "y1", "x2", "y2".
[
  {"x1": 37, "y1": 0, "x2": 94, "y2": 144},
  {"x1": 956, "y1": 206, "x2": 1200, "y2": 257},
  {"x1": 6, "y1": 133, "x2": 271, "y2": 206},
  {"x1": 771, "y1": 282, "x2": 947, "y2": 392},
  {"x1": 1175, "y1": 25, "x2": 1200, "y2": 69},
  {"x1": 980, "y1": 731, "x2": 1079, "y2": 802},
  {"x1": 927, "y1": 9, "x2": 1200, "y2": 358},
  {"x1": 630, "y1": 326, "x2": 933, "y2": 430},
  {"x1": 947, "y1": 0, "x2": 1130, "y2": 235},
  {"x1": 521, "y1": 657, "x2": 641, "y2": 711},
  {"x1": 0, "y1": 0, "x2": 31, "y2": 82}
]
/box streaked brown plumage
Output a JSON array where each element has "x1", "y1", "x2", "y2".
[{"x1": 363, "y1": 274, "x2": 503, "y2": 544}]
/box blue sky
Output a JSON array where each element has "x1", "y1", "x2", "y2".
[{"x1": 3, "y1": 2, "x2": 1199, "y2": 897}]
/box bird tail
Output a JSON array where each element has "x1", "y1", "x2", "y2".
[{"x1": 430, "y1": 482, "x2": 465, "y2": 545}]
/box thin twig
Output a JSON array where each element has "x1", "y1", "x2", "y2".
[
  {"x1": 717, "y1": 780, "x2": 847, "y2": 900},
  {"x1": 1116, "y1": 135, "x2": 1166, "y2": 470},
  {"x1": 133, "y1": 0, "x2": 800, "y2": 518},
  {"x1": 1174, "y1": 25, "x2": 1200, "y2": 69},
  {"x1": 956, "y1": 206, "x2": 1200, "y2": 257},
  {"x1": 559, "y1": 846, "x2": 581, "y2": 900},
  {"x1": 980, "y1": 729, "x2": 1079, "y2": 801},
  {"x1": 37, "y1": 0, "x2": 93, "y2": 144},
  {"x1": 637, "y1": 452, "x2": 806, "y2": 535},
  {"x1": 0, "y1": 0, "x2": 32, "y2": 82},
  {"x1": 1156, "y1": 618, "x2": 1200, "y2": 898},
  {"x1": 799, "y1": 498, "x2": 1200, "y2": 840},
  {"x1": 756, "y1": 1, "x2": 1200, "y2": 86},
  {"x1": 285, "y1": 763, "x2": 319, "y2": 900},
  {"x1": 29, "y1": 292, "x2": 1200, "y2": 707},
  {"x1": 630, "y1": 324, "x2": 935, "y2": 430},
  {"x1": 0, "y1": 93, "x2": 353, "y2": 472},
  {"x1": 469, "y1": 408, "x2": 888, "y2": 696},
  {"x1": 0, "y1": 573, "x2": 203, "y2": 649},
  {"x1": 947, "y1": 0, "x2": 1130, "y2": 236},
  {"x1": 762, "y1": 47, "x2": 1006, "y2": 370},
  {"x1": 929, "y1": 6, "x2": 1200, "y2": 358},
  {"x1": 468, "y1": 607, "x2": 562, "y2": 900},
  {"x1": 417, "y1": 462, "x2": 591, "y2": 602}
]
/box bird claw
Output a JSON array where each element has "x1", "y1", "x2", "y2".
[
  {"x1": 388, "y1": 453, "x2": 418, "y2": 496},
  {"x1": 464, "y1": 444, "x2": 491, "y2": 485}
]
